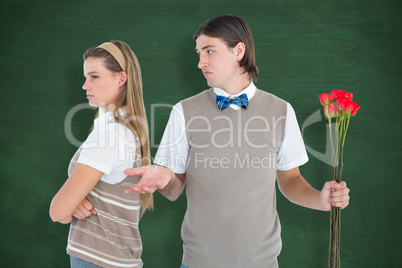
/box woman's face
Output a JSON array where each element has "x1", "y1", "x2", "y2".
[{"x1": 82, "y1": 57, "x2": 122, "y2": 111}]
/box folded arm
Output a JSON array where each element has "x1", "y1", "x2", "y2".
[{"x1": 49, "y1": 163, "x2": 103, "y2": 223}]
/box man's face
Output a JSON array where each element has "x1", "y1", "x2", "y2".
[{"x1": 195, "y1": 35, "x2": 241, "y2": 91}]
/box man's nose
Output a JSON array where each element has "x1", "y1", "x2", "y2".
[{"x1": 198, "y1": 54, "x2": 208, "y2": 69}]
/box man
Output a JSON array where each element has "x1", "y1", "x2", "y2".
[
  {"x1": 78, "y1": 14, "x2": 350, "y2": 268},
  {"x1": 127, "y1": 14, "x2": 350, "y2": 268}
]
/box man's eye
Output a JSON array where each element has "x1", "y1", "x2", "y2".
[{"x1": 207, "y1": 50, "x2": 213, "y2": 54}]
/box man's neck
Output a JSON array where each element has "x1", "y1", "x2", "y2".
[{"x1": 220, "y1": 75, "x2": 251, "y2": 95}]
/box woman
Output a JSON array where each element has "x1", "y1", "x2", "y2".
[{"x1": 50, "y1": 40, "x2": 153, "y2": 268}]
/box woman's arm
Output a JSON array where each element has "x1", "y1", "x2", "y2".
[{"x1": 50, "y1": 163, "x2": 103, "y2": 224}]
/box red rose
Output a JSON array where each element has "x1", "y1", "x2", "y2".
[
  {"x1": 345, "y1": 101, "x2": 360, "y2": 116},
  {"x1": 324, "y1": 102, "x2": 338, "y2": 118},
  {"x1": 337, "y1": 98, "x2": 347, "y2": 113},
  {"x1": 331, "y1": 90, "x2": 353, "y2": 101},
  {"x1": 319, "y1": 93, "x2": 332, "y2": 105},
  {"x1": 338, "y1": 98, "x2": 361, "y2": 116}
]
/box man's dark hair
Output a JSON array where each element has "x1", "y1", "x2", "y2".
[{"x1": 193, "y1": 14, "x2": 259, "y2": 81}]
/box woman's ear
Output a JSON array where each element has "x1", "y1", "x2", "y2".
[{"x1": 118, "y1": 71, "x2": 127, "y2": 87}]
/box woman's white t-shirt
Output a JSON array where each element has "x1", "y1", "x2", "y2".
[{"x1": 76, "y1": 108, "x2": 138, "y2": 184}]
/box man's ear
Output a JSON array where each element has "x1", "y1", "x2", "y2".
[
  {"x1": 118, "y1": 71, "x2": 127, "y2": 87},
  {"x1": 235, "y1": 42, "x2": 246, "y2": 61}
]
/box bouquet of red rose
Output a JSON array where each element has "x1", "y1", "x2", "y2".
[{"x1": 319, "y1": 90, "x2": 360, "y2": 268}]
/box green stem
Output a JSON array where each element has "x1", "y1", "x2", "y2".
[
  {"x1": 338, "y1": 116, "x2": 350, "y2": 182},
  {"x1": 328, "y1": 117, "x2": 336, "y2": 179},
  {"x1": 328, "y1": 114, "x2": 349, "y2": 268},
  {"x1": 342, "y1": 116, "x2": 350, "y2": 147},
  {"x1": 329, "y1": 206, "x2": 341, "y2": 268},
  {"x1": 334, "y1": 118, "x2": 338, "y2": 176}
]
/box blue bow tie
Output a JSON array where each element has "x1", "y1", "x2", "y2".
[{"x1": 216, "y1": 93, "x2": 249, "y2": 111}]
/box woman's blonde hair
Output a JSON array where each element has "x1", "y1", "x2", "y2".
[{"x1": 84, "y1": 40, "x2": 153, "y2": 217}]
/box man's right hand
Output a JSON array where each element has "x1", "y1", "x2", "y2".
[{"x1": 124, "y1": 165, "x2": 174, "y2": 194}]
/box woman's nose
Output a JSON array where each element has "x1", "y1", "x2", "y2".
[{"x1": 82, "y1": 79, "x2": 90, "y2": 90}]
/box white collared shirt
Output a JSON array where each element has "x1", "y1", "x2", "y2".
[
  {"x1": 154, "y1": 82, "x2": 308, "y2": 173},
  {"x1": 76, "y1": 108, "x2": 138, "y2": 184}
]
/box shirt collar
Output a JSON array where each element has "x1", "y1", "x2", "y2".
[{"x1": 213, "y1": 81, "x2": 256, "y2": 100}]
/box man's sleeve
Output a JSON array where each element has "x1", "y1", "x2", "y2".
[
  {"x1": 277, "y1": 103, "x2": 309, "y2": 170},
  {"x1": 154, "y1": 103, "x2": 189, "y2": 174}
]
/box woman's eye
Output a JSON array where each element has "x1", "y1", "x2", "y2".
[
  {"x1": 91, "y1": 75, "x2": 99, "y2": 79},
  {"x1": 207, "y1": 50, "x2": 213, "y2": 54}
]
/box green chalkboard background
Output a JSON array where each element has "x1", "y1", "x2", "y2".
[{"x1": 1, "y1": 0, "x2": 401, "y2": 267}]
